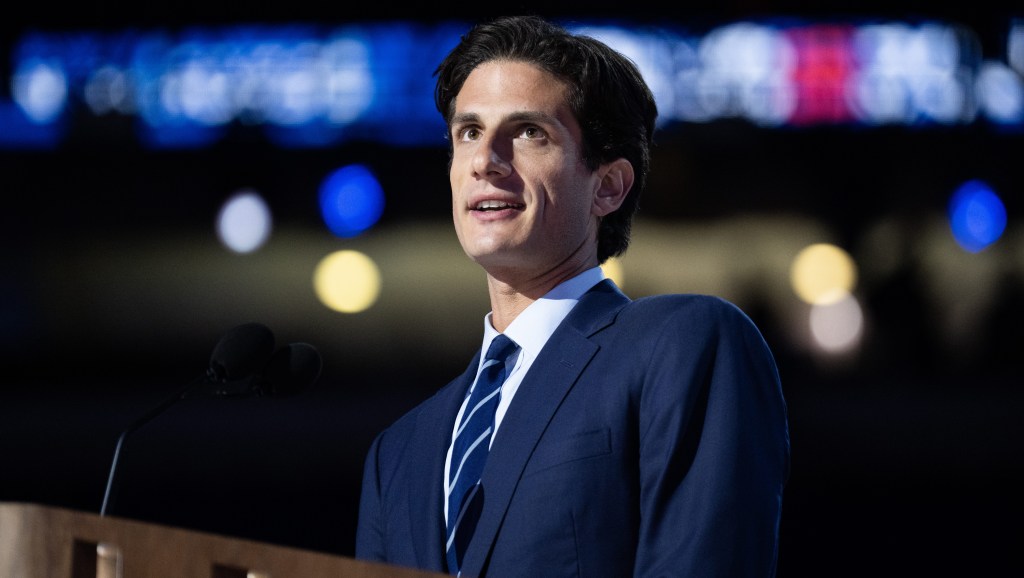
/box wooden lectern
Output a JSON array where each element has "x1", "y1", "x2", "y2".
[{"x1": 0, "y1": 502, "x2": 446, "y2": 578}]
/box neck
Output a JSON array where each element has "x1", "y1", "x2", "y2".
[{"x1": 485, "y1": 259, "x2": 597, "y2": 332}]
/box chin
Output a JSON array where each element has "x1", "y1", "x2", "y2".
[{"x1": 468, "y1": 249, "x2": 527, "y2": 271}]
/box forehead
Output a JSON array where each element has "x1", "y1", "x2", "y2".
[{"x1": 455, "y1": 60, "x2": 572, "y2": 119}]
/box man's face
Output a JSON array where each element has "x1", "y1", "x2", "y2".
[{"x1": 448, "y1": 60, "x2": 603, "y2": 279}]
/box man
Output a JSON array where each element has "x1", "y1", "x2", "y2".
[{"x1": 356, "y1": 14, "x2": 790, "y2": 577}]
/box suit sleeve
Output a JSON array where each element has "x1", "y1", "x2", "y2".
[
  {"x1": 635, "y1": 298, "x2": 790, "y2": 577},
  {"x1": 355, "y1": 431, "x2": 387, "y2": 562}
]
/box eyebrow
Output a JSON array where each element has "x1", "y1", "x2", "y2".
[{"x1": 450, "y1": 110, "x2": 560, "y2": 128}]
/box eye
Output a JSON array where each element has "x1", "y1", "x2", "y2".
[
  {"x1": 452, "y1": 125, "x2": 481, "y2": 142},
  {"x1": 520, "y1": 126, "x2": 544, "y2": 139}
]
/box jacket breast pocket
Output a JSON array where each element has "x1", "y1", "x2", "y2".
[{"x1": 523, "y1": 428, "x2": 612, "y2": 478}]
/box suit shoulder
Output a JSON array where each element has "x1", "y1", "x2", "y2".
[
  {"x1": 620, "y1": 293, "x2": 773, "y2": 352},
  {"x1": 626, "y1": 293, "x2": 754, "y2": 327},
  {"x1": 370, "y1": 351, "x2": 476, "y2": 453}
]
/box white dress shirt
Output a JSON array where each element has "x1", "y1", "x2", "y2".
[{"x1": 443, "y1": 266, "x2": 606, "y2": 522}]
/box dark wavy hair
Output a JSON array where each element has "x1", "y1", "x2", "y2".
[{"x1": 434, "y1": 15, "x2": 658, "y2": 263}]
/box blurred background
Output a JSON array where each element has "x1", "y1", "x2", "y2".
[{"x1": 1, "y1": 1, "x2": 1021, "y2": 576}]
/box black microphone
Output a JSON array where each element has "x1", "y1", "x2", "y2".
[
  {"x1": 254, "y1": 342, "x2": 323, "y2": 397},
  {"x1": 208, "y1": 342, "x2": 323, "y2": 398},
  {"x1": 208, "y1": 322, "x2": 277, "y2": 382},
  {"x1": 100, "y1": 321, "x2": 276, "y2": 516}
]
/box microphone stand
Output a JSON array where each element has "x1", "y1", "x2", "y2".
[
  {"x1": 100, "y1": 321, "x2": 276, "y2": 517},
  {"x1": 100, "y1": 373, "x2": 213, "y2": 516}
]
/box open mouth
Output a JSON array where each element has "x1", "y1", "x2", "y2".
[{"x1": 473, "y1": 200, "x2": 524, "y2": 211}]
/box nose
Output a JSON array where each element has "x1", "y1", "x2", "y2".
[{"x1": 471, "y1": 135, "x2": 512, "y2": 178}]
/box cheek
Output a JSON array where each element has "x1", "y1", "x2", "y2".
[
  {"x1": 450, "y1": 173, "x2": 466, "y2": 213},
  {"x1": 450, "y1": 150, "x2": 473, "y2": 178},
  {"x1": 449, "y1": 167, "x2": 459, "y2": 194},
  {"x1": 556, "y1": 174, "x2": 600, "y2": 222}
]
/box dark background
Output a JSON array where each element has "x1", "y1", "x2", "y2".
[{"x1": 1, "y1": 2, "x2": 1022, "y2": 576}]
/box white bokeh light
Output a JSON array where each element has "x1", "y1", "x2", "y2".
[
  {"x1": 216, "y1": 189, "x2": 273, "y2": 253},
  {"x1": 809, "y1": 293, "x2": 864, "y2": 353},
  {"x1": 12, "y1": 59, "x2": 68, "y2": 124}
]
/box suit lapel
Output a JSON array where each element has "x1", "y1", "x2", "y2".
[
  {"x1": 408, "y1": 354, "x2": 481, "y2": 571},
  {"x1": 460, "y1": 279, "x2": 629, "y2": 576}
]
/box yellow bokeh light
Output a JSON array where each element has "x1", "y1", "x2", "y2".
[
  {"x1": 313, "y1": 250, "x2": 381, "y2": 313},
  {"x1": 601, "y1": 257, "x2": 625, "y2": 288},
  {"x1": 789, "y1": 243, "x2": 857, "y2": 305}
]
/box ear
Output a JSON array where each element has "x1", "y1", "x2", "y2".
[{"x1": 592, "y1": 158, "x2": 634, "y2": 217}]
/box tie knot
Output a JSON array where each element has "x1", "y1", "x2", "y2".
[{"x1": 485, "y1": 334, "x2": 517, "y2": 363}]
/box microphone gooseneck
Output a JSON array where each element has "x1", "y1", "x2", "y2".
[{"x1": 100, "y1": 322, "x2": 276, "y2": 516}]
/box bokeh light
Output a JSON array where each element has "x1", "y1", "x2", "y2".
[
  {"x1": 12, "y1": 58, "x2": 67, "y2": 124},
  {"x1": 809, "y1": 293, "x2": 864, "y2": 353},
  {"x1": 216, "y1": 189, "x2": 273, "y2": 253},
  {"x1": 319, "y1": 164, "x2": 385, "y2": 238},
  {"x1": 790, "y1": 243, "x2": 858, "y2": 305},
  {"x1": 3, "y1": 18, "x2": 1020, "y2": 150},
  {"x1": 976, "y1": 61, "x2": 1024, "y2": 124},
  {"x1": 948, "y1": 179, "x2": 1007, "y2": 253},
  {"x1": 313, "y1": 250, "x2": 382, "y2": 313}
]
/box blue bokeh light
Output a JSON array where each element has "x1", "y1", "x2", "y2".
[
  {"x1": 319, "y1": 164, "x2": 385, "y2": 237},
  {"x1": 948, "y1": 179, "x2": 1007, "y2": 253},
  {"x1": 4, "y1": 17, "x2": 1020, "y2": 149}
]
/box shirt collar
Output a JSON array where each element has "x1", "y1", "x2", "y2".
[{"x1": 481, "y1": 266, "x2": 605, "y2": 365}]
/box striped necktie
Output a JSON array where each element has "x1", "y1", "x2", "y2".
[{"x1": 445, "y1": 334, "x2": 518, "y2": 575}]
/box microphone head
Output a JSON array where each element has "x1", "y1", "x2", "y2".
[
  {"x1": 208, "y1": 322, "x2": 276, "y2": 382},
  {"x1": 260, "y1": 342, "x2": 323, "y2": 396}
]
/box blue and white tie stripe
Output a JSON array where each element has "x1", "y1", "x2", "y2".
[{"x1": 445, "y1": 334, "x2": 517, "y2": 575}]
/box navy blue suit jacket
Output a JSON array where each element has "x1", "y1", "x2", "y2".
[{"x1": 356, "y1": 279, "x2": 790, "y2": 577}]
